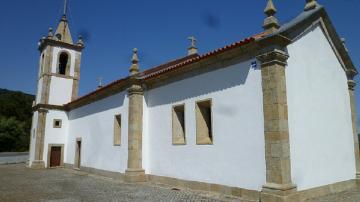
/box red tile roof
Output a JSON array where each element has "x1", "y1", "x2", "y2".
[
  {"x1": 65, "y1": 32, "x2": 267, "y2": 109},
  {"x1": 141, "y1": 32, "x2": 266, "y2": 80}
]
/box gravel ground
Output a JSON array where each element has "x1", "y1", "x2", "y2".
[{"x1": 1, "y1": 163, "x2": 359, "y2": 202}]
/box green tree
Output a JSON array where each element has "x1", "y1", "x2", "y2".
[
  {"x1": 0, "y1": 116, "x2": 29, "y2": 152},
  {"x1": 0, "y1": 89, "x2": 34, "y2": 152}
]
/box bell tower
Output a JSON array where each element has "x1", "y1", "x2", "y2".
[
  {"x1": 29, "y1": 12, "x2": 84, "y2": 168},
  {"x1": 35, "y1": 15, "x2": 84, "y2": 106}
]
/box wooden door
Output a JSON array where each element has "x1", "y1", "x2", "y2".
[{"x1": 50, "y1": 146, "x2": 61, "y2": 167}]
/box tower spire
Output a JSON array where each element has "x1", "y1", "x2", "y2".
[
  {"x1": 53, "y1": 0, "x2": 73, "y2": 44},
  {"x1": 263, "y1": 0, "x2": 280, "y2": 34}
]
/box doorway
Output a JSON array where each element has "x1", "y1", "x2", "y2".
[
  {"x1": 49, "y1": 146, "x2": 62, "y2": 167},
  {"x1": 75, "y1": 139, "x2": 82, "y2": 169}
]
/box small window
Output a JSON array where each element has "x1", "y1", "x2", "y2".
[
  {"x1": 172, "y1": 104, "x2": 186, "y2": 145},
  {"x1": 114, "y1": 115, "x2": 121, "y2": 146},
  {"x1": 196, "y1": 99, "x2": 213, "y2": 145},
  {"x1": 53, "y1": 119, "x2": 62, "y2": 128},
  {"x1": 55, "y1": 33, "x2": 62, "y2": 41},
  {"x1": 58, "y1": 52, "x2": 68, "y2": 75}
]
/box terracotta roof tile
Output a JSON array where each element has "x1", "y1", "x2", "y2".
[
  {"x1": 65, "y1": 32, "x2": 267, "y2": 109},
  {"x1": 141, "y1": 32, "x2": 266, "y2": 80}
]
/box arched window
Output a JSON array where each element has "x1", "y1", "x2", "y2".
[{"x1": 58, "y1": 52, "x2": 69, "y2": 75}]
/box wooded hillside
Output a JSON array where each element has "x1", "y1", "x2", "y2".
[{"x1": 0, "y1": 88, "x2": 34, "y2": 152}]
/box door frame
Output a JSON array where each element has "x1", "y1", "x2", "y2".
[
  {"x1": 74, "y1": 138, "x2": 82, "y2": 169},
  {"x1": 47, "y1": 144, "x2": 64, "y2": 168}
]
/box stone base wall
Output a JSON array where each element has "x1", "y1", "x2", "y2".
[
  {"x1": 64, "y1": 163, "x2": 124, "y2": 181},
  {"x1": 62, "y1": 163, "x2": 357, "y2": 201},
  {"x1": 147, "y1": 175, "x2": 260, "y2": 201},
  {"x1": 297, "y1": 179, "x2": 357, "y2": 201}
]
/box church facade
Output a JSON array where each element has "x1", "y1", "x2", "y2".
[{"x1": 28, "y1": 1, "x2": 360, "y2": 201}]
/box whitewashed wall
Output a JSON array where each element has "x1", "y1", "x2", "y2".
[
  {"x1": 286, "y1": 25, "x2": 356, "y2": 191},
  {"x1": 42, "y1": 110, "x2": 69, "y2": 167},
  {"x1": 66, "y1": 92, "x2": 129, "y2": 173},
  {"x1": 145, "y1": 60, "x2": 266, "y2": 190},
  {"x1": 28, "y1": 111, "x2": 38, "y2": 166},
  {"x1": 48, "y1": 77, "x2": 73, "y2": 105}
]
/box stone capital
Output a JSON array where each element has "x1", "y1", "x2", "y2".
[
  {"x1": 257, "y1": 49, "x2": 289, "y2": 67},
  {"x1": 128, "y1": 84, "x2": 144, "y2": 96},
  {"x1": 348, "y1": 80, "x2": 356, "y2": 91},
  {"x1": 37, "y1": 108, "x2": 49, "y2": 113}
]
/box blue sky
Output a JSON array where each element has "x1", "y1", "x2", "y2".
[{"x1": 0, "y1": 1, "x2": 360, "y2": 101}]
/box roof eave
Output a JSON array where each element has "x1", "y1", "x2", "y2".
[{"x1": 276, "y1": 6, "x2": 358, "y2": 75}]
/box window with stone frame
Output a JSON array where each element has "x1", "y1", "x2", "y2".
[
  {"x1": 53, "y1": 119, "x2": 62, "y2": 128},
  {"x1": 172, "y1": 104, "x2": 186, "y2": 145},
  {"x1": 196, "y1": 99, "x2": 213, "y2": 145},
  {"x1": 114, "y1": 114, "x2": 121, "y2": 146}
]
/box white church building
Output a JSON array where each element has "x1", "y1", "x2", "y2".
[{"x1": 29, "y1": 1, "x2": 360, "y2": 201}]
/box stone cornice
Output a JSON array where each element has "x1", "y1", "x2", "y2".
[
  {"x1": 346, "y1": 69, "x2": 358, "y2": 81},
  {"x1": 39, "y1": 73, "x2": 79, "y2": 81},
  {"x1": 38, "y1": 38, "x2": 84, "y2": 52},
  {"x1": 32, "y1": 104, "x2": 65, "y2": 112}
]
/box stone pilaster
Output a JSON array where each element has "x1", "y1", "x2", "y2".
[
  {"x1": 125, "y1": 80, "x2": 146, "y2": 182},
  {"x1": 257, "y1": 49, "x2": 298, "y2": 201},
  {"x1": 30, "y1": 108, "x2": 48, "y2": 169},
  {"x1": 72, "y1": 52, "x2": 81, "y2": 101},
  {"x1": 346, "y1": 70, "x2": 360, "y2": 181},
  {"x1": 40, "y1": 46, "x2": 53, "y2": 104}
]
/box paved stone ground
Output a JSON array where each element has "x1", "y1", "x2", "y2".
[
  {"x1": 0, "y1": 164, "x2": 243, "y2": 202},
  {"x1": 1, "y1": 163, "x2": 360, "y2": 202}
]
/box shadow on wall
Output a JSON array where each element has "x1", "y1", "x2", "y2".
[
  {"x1": 68, "y1": 92, "x2": 126, "y2": 120},
  {"x1": 146, "y1": 58, "x2": 254, "y2": 107}
]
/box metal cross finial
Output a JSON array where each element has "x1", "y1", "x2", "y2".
[
  {"x1": 188, "y1": 36, "x2": 197, "y2": 48},
  {"x1": 63, "y1": 0, "x2": 68, "y2": 16},
  {"x1": 97, "y1": 77, "x2": 103, "y2": 88}
]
